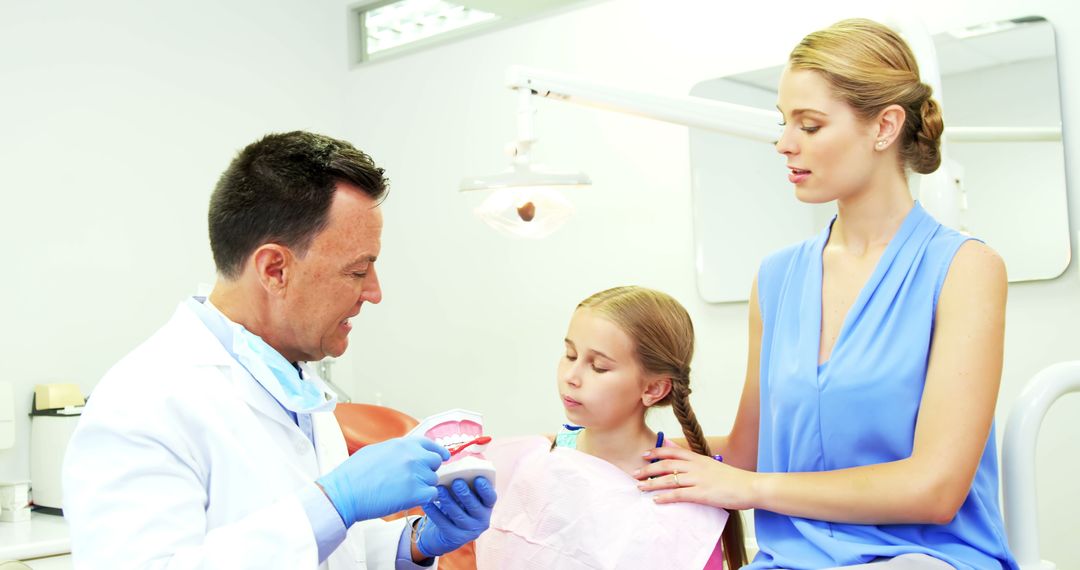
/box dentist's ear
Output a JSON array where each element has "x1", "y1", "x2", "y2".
[
  {"x1": 251, "y1": 243, "x2": 291, "y2": 294},
  {"x1": 642, "y1": 376, "x2": 672, "y2": 407}
]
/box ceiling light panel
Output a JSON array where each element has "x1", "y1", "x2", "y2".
[{"x1": 364, "y1": 0, "x2": 498, "y2": 56}]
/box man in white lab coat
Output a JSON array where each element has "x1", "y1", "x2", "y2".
[{"x1": 62, "y1": 131, "x2": 495, "y2": 569}]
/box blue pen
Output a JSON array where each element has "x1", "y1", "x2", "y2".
[{"x1": 650, "y1": 431, "x2": 664, "y2": 463}]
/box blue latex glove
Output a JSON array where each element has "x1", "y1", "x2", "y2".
[
  {"x1": 416, "y1": 476, "x2": 497, "y2": 558},
  {"x1": 317, "y1": 436, "x2": 450, "y2": 528}
]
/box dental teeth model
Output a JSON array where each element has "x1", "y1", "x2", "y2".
[{"x1": 409, "y1": 408, "x2": 496, "y2": 489}]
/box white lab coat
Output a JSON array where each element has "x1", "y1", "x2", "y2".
[{"x1": 62, "y1": 301, "x2": 418, "y2": 569}]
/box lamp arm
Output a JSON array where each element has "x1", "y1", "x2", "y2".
[
  {"x1": 506, "y1": 65, "x2": 781, "y2": 143},
  {"x1": 504, "y1": 65, "x2": 1064, "y2": 147}
]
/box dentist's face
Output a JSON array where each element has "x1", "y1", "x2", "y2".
[
  {"x1": 775, "y1": 65, "x2": 879, "y2": 203},
  {"x1": 277, "y1": 183, "x2": 383, "y2": 362},
  {"x1": 557, "y1": 308, "x2": 648, "y2": 429}
]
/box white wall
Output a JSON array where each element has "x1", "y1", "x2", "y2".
[
  {"x1": 0, "y1": 0, "x2": 1076, "y2": 566},
  {"x1": 0, "y1": 0, "x2": 348, "y2": 478},
  {"x1": 339, "y1": 0, "x2": 1080, "y2": 566}
]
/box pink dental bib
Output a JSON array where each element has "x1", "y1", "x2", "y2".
[{"x1": 477, "y1": 438, "x2": 727, "y2": 570}]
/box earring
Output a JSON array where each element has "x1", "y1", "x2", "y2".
[{"x1": 876, "y1": 139, "x2": 887, "y2": 149}]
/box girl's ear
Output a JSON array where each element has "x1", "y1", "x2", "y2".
[{"x1": 642, "y1": 376, "x2": 672, "y2": 407}]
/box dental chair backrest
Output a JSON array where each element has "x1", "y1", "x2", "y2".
[
  {"x1": 1002, "y1": 361, "x2": 1080, "y2": 570},
  {"x1": 334, "y1": 402, "x2": 420, "y2": 456},
  {"x1": 333, "y1": 402, "x2": 477, "y2": 570}
]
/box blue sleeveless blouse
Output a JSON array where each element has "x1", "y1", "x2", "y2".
[{"x1": 747, "y1": 203, "x2": 1017, "y2": 569}]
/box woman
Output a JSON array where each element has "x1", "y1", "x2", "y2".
[{"x1": 636, "y1": 19, "x2": 1017, "y2": 569}]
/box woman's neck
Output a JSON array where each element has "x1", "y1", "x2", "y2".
[
  {"x1": 577, "y1": 418, "x2": 657, "y2": 475},
  {"x1": 832, "y1": 175, "x2": 914, "y2": 255}
]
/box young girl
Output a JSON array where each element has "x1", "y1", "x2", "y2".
[
  {"x1": 477, "y1": 286, "x2": 746, "y2": 569},
  {"x1": 636, "y1": 19, "x2": 1017, "y2": 569}
]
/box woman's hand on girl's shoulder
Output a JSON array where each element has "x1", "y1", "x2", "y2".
[{"x1": 633, "y1": 446, "x2": 759, "y2": 510}]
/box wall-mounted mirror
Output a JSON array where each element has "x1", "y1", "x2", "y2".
[{"x1": 689, "y1": 16, "x2": 1069, "y2": 303}]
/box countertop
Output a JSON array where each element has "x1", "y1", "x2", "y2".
[{"x1": 0, "y1": 512, "x2": 69, "y2": 561}]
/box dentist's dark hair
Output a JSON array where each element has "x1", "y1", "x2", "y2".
[
  {"x1": 578, "y1": 286, "x2": 747, "y2": 570},
  {"x1": 208, "y1": 130, "x2": 389, "y2": 279}
]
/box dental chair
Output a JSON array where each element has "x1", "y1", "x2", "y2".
[
  {"x1": 334, "y1": 403, "x2": 477, "y2": 570},
  {"x1": 334, "y1": 402, "x2": 420, "y2": 455},
  {"x1": 1002, "y1": 361, "x2": 1080, "y2": 570}
]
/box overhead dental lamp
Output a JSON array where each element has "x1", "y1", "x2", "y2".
[
  {"x1": 460, "y1": 88, "x2": 590, "y2": 239},
  {"x1": 464, "y1": 16, "x2": 1061, "y2": 239},
  {"x1": 460, "y1": 66, "x2": 782, "y2": 239}
]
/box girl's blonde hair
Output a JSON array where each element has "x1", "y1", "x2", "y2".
[
  {"x1": 789, "y1": 18, "x2": 944, "y2": 174},
  {"x1": 578, "y1": 286, "x2": 747, "y2": 569}
]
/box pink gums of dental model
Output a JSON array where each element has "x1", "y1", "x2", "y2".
[{"x1": 448, "y1": 435, "x2": 491, "y2": 457}]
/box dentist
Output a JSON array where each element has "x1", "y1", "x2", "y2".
[{"x1": 62, "y1": 131, "x2": 495, "y2": 569}]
